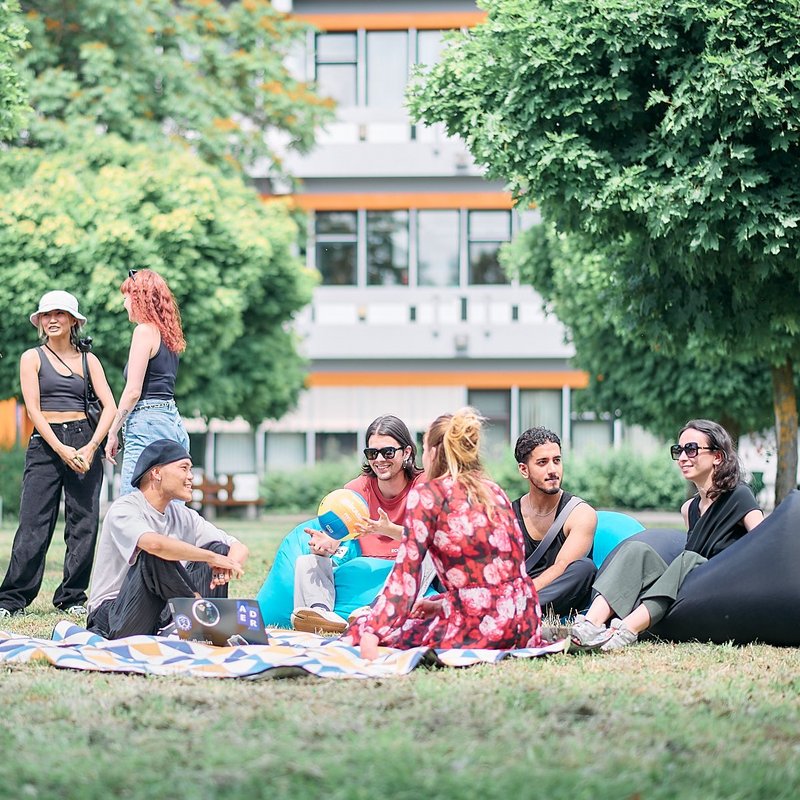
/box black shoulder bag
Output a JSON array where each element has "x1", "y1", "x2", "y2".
[{"x1": 81, "y1": 350, "x2": 105, "y2": 445}]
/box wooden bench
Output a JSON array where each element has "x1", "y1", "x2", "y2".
[{"x1": 191, "y1": 473, "x2": 263, "y2": 519}]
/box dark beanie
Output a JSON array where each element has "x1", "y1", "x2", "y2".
[{"x1": 131, "y1": 439, "x2": 192, "y2": 488}]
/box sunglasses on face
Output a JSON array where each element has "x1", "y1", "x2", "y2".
[
  {"x1": 670, "y1": 442, "x2": 716, "y2": 460},
  {"x1": 364, "y1": 446, "x2": 402, "y2": 460}
]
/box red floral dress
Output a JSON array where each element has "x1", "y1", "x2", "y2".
[{"x1": 345, "y1": 476, "x2": 542, "y2": 650}]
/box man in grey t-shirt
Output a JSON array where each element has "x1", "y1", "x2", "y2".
[{"x1": 87, "y1": 440, "x2": 249, "y2": 639}]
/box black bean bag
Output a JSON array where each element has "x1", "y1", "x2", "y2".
[{"x1": 598, "y1": 491, "x2": 800, "y2": 646}]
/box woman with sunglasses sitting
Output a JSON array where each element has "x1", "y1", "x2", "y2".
[
  {"x1": 570, "y1": 419, "x2": 763, "y2": 651},
  {"x1": 104, "y1": 269, "x2": 190, "y2": 496},
  {"x1": 290, "y1": 415, "x2": 428, "y2": 634}
]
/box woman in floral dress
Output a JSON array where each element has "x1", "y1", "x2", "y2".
[{"x1": 343, "y1": 407, "x2": 542, "y2": 660}]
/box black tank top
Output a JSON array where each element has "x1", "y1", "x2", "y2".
[
  {"x1": 513, "y1": 491, "x2": 574, "y2": 579},
  {"x1": 123, "y1": 339, "x2": 179, "y2": 400},
  {"x1": 36, "y1": 347, "x2": 85, "y2": 412}
]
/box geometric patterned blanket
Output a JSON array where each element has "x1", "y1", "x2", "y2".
[{"x1": 0, "y1": 622, "x2": 569, "y2": 680}]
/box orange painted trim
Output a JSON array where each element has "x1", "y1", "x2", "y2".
[
  {"x1": 287, "y1": 192, "x2": 516, "y2": 211},
  {"x1": 294, "y1": 12, "x2": 487, "y2": 31},
  {"x1": 307, "y1": 371, "x2": 589, "y2": 390}
]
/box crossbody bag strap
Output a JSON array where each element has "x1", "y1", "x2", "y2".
[
  {"x1": 524, "y1": 495, "x2": 584, "y2": 574},
  {"x1": 81, "y1": 351, "x2": 91, "y2": 420}
]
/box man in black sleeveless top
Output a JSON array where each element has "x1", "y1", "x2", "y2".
[{"x1": 512, "y1": 428, "x2": 598, "y2": 618}]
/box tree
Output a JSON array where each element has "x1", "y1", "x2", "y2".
[
  {"x1": 19, "y1": 0, "x2": 332, "y2": 176},
  {"x1": 409, "y1": 0, "x2": 800, "y2": 503},
  {"x1": 502, "y1": 224, "x2": 775, "y2": 442},
  {"x1": 0, "y1": 133, "x2": 313, "y2": 425},
  {"x1": 0, "y1": 0, "x2": 28, "y2": 139},
  {"x1": 1, "y1": 0, "x2": 334, "y2": 426}
]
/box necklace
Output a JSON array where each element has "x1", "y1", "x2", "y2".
[{"x1": 525, "y1": 493, "x2": 560, "y2": 517}]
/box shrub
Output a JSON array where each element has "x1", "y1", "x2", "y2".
[
  {"x1": 487, "y1": 447, "x2": 687, "y2": 511},
  {"x1": 0, "y1": 445, "x2": 26, "y2": 521},
  {"x1": 261, "y1": 458, "x2": 362, "y2": 514}
]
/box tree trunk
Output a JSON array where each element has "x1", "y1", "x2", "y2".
[{"x1": 771, "y1": 358, "x2": 798, "y2": 506}]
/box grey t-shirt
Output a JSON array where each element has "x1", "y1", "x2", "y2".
[{"x1": 87, "y1": 490, "x2": 239, "y2": 612}]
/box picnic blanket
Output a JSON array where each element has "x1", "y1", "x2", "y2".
[{"x1": 0, "y1": 622, "x2": 568, "y2": 680}]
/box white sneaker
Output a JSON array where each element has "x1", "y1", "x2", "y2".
[
  {"x1": 291, "y1": 607, "x2": 348, "y2": 635},
  {"x1": 347, "y1": 605, "x2": 371, "y2": 624},
  {"x1": 0, "y1": 608, "x2": 10, "y2": 619},
  {"x1": 65, "y1": 605, "x2": 87, "y2": 618}
]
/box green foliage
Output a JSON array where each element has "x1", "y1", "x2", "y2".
[
  {"x1": 410, "y1": 0, "x2": 800, "y2": 500},
  {"x1": 487, "y1": 447, "x2": 687, "y2": 511},
  {"x1": 263, "y1": 450, "x2": 685, "y2": 514},
  {"x1": 261, "y1": 458, "x2": 362, "y2": 514},
  {"x1": 0, "y1": 134, "x2": 315, "y2": 424},
  {"x1": 0, "y1": 444, "x2": 25, "y2": 519},
  {"x1": 502, "y1": 224, "x2": 776, "y2": 441},
  {"x1": 19, "y1": 0, "x2": 333, "y2": 176},
  {"x1": 0, "y1": 0, "x2": 29, "y2": 139}
]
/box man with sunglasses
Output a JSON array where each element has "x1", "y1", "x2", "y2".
[
  {"x1": 512, "y1": 427, "x2": 598, "y2": 618},
  {"x1": 291, "y1": 415, "x2": 428, "y2": 634}
]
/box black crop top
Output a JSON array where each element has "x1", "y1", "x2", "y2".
[
  {"x1": 37, "y1": 347, "x2": 86, "y2": 412},
  {"x1": 123, "y1": 339, "x2": 179, "y2": 400}
]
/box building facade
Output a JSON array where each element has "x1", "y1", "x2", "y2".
[{"x1": 194, "y1": 0, "x2": 637, "y2": 482}]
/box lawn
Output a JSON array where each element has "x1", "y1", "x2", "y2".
[{"x1": 1, "y1": 515, "x2": 799, "y2": 800}]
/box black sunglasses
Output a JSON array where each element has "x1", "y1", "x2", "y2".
[
  {"x1": 364, "y1": 446, "x2": 402, "y2": 460},
  {"x1": 128, "y1": 269, "x2": 138, "y2": 280},
  {"x1": 670, "y1": 442, "x2": 716, "y2": 460}
]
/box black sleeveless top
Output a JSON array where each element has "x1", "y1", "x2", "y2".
[
  {"x1": 37, "y1": 347, "x2": 85, "y2": 412},
  {"x1": 513, "y1": 491, "x2": 575, "y2": 579},
  {"x1": 686, "y1": 483, "x2": 760, "y2": 559},
  {"x1": 123, "y1": 339, "x2": 179, "y2": 400}
]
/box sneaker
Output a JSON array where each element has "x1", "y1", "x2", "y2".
[
  {"x1": 0, "y1": 608, "x2": 10, "y2": 619},
  {"x1": 600, "y1": 624, "x2": 639, "y2": 652},
  {"x1": 569, "y1": 614, "x2": 613, "y2": 649},
  {"x1": 291, "y1": 607, "x2": 348, "y2": 635},
  {"x1": 0, "y1": 607, "x2": 25, "y2": 619},
  {"x1": 347, "y1": 605, "x2": 371, "y2": 624},
  {"x1": 65, "y1": 605, "x2": 87, "y2": 618}
]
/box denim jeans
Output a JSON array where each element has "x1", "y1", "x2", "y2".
[
  {"x1": 119, "y1": 399, "x2": 190, "y2": 496},
  {"x1": 0, "y1": 420, "x2": 103, "y2": 613}
]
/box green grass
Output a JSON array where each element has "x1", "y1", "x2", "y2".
[{"x1": 1, "y1": 517, "x2": 799, "y2": 800}]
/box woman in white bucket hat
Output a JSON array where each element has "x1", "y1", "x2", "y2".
[{"x1": 0, "y1": 291, "x2": 116, "y2": 620}]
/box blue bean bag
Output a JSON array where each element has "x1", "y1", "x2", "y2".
[
  {"x1": 592, "y1": 510, "x2": 645, "y2": 568},
  {"x1": 256, "y1": 520, "x2": 413, "y2": 627},
  {"x1": 597, "y1": 492, "x2": 800, "y2": 646}
]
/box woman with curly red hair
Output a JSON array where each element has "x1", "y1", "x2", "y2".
[{"x1": 105, "y1": 269, "x2": 190, "y2": 496}]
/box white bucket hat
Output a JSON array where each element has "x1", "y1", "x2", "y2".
[{"x1": 29, "y1": 290, "x2": 87, "y2": 327}]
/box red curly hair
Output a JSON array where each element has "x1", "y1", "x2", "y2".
[{"x1": 120, "y1": 269, "x2": 186, "y2": 353}]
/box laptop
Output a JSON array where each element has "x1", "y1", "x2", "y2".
[{"x1": 167, "y1": 597, "x2": 270, "y2": 647}]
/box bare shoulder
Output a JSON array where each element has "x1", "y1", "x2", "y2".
[
  {"x1": 567, "y1": 500, "x2": 598, "y2": 530},
  {"x1": 20, "y1": 348, "x2": 41, "y2": 367}
]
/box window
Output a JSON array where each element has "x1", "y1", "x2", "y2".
[
  {"x1": 367, "y1": 211, "x2": 409, "y2": 286},
  {"x1": 571, "y1": 420, "x2": 613, "y2": 454},
  {"x1": 265, "y1": 432, "x2": 306, "y2": 471},
  {"x1": 315, "y1": 33, "x2": 357, "y2": 106},
  {"x1": 366, "y1": 31, "x2": 408, "y2": 109},
  {"x1": 468, "y1": 211, "x2": 511, "y2": 284},
  {"x1": 315, "y1": 211, "x2": 357, "y2": 285},
  {"x1": 468, "y1": 390, "x2": 511, "y2": 460},
  {"x1": 417, "y1": 30, "x2": 446, "y2": 68},
  {"x1": 315, "y1": 432, "x2": 358, "y2": 462},
  {"x1": 519, "y1": 390, "x2": 562, "y2": 438},
  {"x1": 214, "y1": 432, "x2": 256, "y2": 475},
  {"x1": 417, "y1": 210, "x2": 459, "y2": 287}
]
